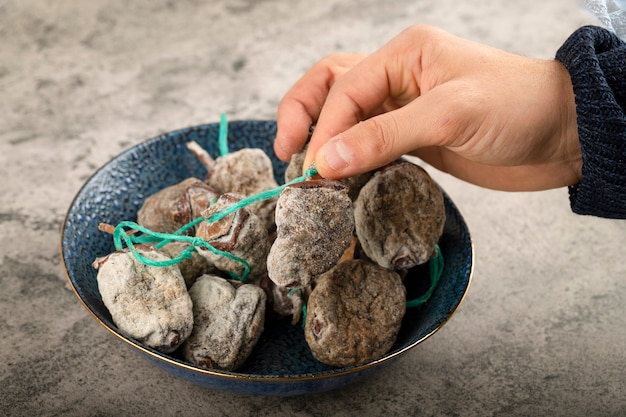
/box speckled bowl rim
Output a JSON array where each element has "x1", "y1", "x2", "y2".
[{"x1": 60, "y1": 120, "x2": 474, "y2": 385}]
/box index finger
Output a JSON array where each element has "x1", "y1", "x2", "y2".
[{"x1": 274, "y1": 54, "x2": 366, "y2": 162}]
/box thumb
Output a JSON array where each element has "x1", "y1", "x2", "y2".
[
  {"x1": 312, "y1": 97, "x2": 449, "y2": 179},
  {"x1": 313, "y1": 117, "x2": 401, "y2": 179}
]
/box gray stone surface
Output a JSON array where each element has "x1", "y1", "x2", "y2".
[{"x1": 1, "y1": 0, "x2": 625, "y2": 416}]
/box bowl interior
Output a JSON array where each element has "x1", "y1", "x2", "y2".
[{"x1": 61, "y1": 120, "x2": 472, "y2": 384}]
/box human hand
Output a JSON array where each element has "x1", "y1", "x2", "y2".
[{"x1": 274, "y1": 25, "x2": 582, "y2": 191}]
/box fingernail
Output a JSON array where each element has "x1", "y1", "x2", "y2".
[{"x1": 322, "y1": 138, "x2": 351, "y2": 171}]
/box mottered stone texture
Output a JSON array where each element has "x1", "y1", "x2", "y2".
[{"x1": 2, "y1": 0, "x2": 625, "y2": 416}]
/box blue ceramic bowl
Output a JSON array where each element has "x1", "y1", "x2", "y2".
[{"x1": 61, "y1": 120, "x2": 473, "y2": 396}]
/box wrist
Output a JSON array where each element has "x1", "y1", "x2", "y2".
[{"x1": 553, "y1": 59, "x2": 583, "y2": 185}]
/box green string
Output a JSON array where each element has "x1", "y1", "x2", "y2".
[
  {"x1": 150, "y1": 216, "x2": 204, "y2": 249},
  {"x1": 113, "y1": 221, "x2": 251, "y2": 281},
  {"x1": 108, "y1": 114, "x2": 321, "y2": 283},
  {"x1": 206, "y1": 166, "x2": 318, "y2": 224},
  {"x1": 110, "y1": 164, "x2": 318, "y2": 282},
  {"x1": 218, "y1": 113, "x2": 229, "y2": 157},
  {"x1": 406, "y1": 244, "x2": 444, "y2": 308}
]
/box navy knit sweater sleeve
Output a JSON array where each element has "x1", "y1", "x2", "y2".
[{"x1": 555, "y1": 26, "x2": 626, "y2": 219}]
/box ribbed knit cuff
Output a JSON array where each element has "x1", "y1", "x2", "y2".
[{"x1": 555, "y1": 25, "x2": 626, "y2": 219}]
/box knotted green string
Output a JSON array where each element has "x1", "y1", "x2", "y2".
[
  {"x1": 109, "y1": 111, "x2": 317, "y2": 282},
  {"x1": 111, "y1": 165, "x2": 318, "y2": 282},
  {"x1": 112, "y1": 221, "x2": 252, "y2": 281}
]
